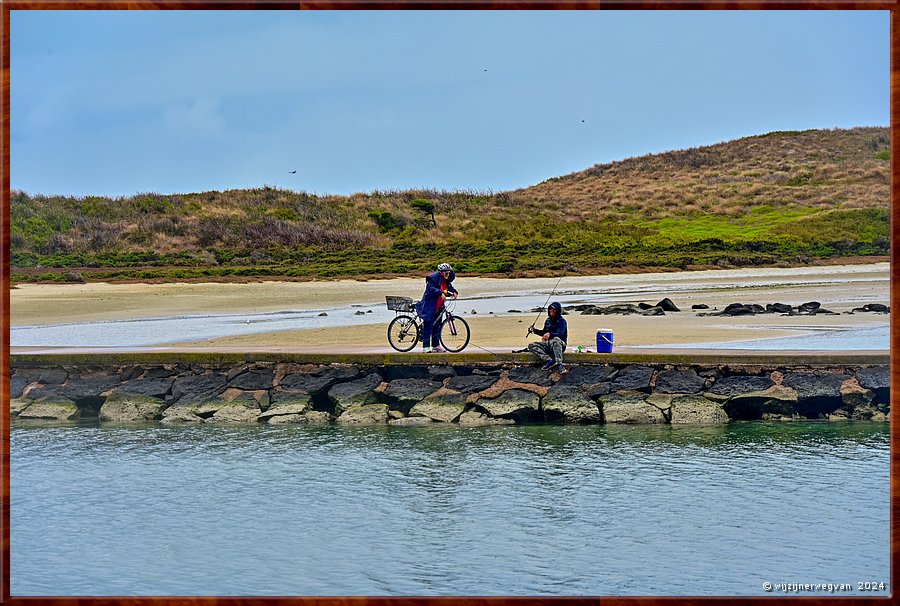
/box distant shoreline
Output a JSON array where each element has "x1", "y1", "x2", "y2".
[
  {"x1": 10, "y1": 255, "x2": 890, "y2": 286},
  {"x1": 10, "y1": 262, "x2": 890, "y2": 352}
]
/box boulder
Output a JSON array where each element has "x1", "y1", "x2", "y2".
[
  {"x1": 637, "y1": 302, "x2": 653, "y2": 310},
  {"x1": 327, "y1": 373, "x2": 383, "y2": 414},
  {"x1": 381, "y1": 379, "x2": 442, "y2": 412},
  {"x1": 279, "y1": 365, "x2": 362, "y2": 394},
  {"x1": 228, "y1": 368, "x2": 275, "y2": 391},
  {"x1": 654, "y1": 369, "x2": 704, "y2": 394},
  {"x1": 114, "y1": 377, "x2": 175, "y2": 398},
  {"x1": 305, "y1": 411, "x2": 332, "y2": 424},
  {"x1": 642, "y1": 306, "x2": 665, "y2": 316},
  {"x1": 797, "y1": 301, "x2": 821, "y2": 312},
  {"x1": 458, "y1": 410, "x2": 516, "y2": 426},
  {"x1": 258, "y1": 395, "x2": 313, "y2": 423},
  {"x1": 840, "y1": 378, "x2": 874, "y2": 409},
  {"x1": 10, "y1": 375, "x2": 28, "y2": 399},
  {"x1": 336, "y1": 404, "x2": 390, "y2": 424},
  {"x1": 656, "y1": 298, "x2": 680, "y2": 312},
  {"x1": 669, "y1": 395, "x2": 729, "y2": 424},
  {"x1": 17, "y1": 368, "x2": 68, "y2": 385},
  {"x1": 57, "y1": 375, "x2": 121, "y2": 400},
  {"x1": 207, "y1": 401, "x2": 262, "y2": 423},
  {"x1": 542, "y1": 387, "x2": 601, "y2": 423},
  {"x1": 410, "y1": 391, "x2": 466, "y2": 422},
  {"x1": 850, "y1": 404, "x2": 878, "y2": 421},
  {"x1": 377, "y1": 365, "x2": 431, "y2": 381},
  {"x1": 855, "y1": 367, "x2": 889, "y2": 404},
  {"x1": 766, "y1": 303, "x2": 792, "y2": 314},
  {"x1": 171, "y1": 373, "x2": 229, "y2": 404},
  {"x1": 10, "y1": 398, "x2": 32, "y2": 417},
  {"x1": 585, "y1": 383, "x2": 612, "y2": 400},
  {"x1": 476, "y1": 389, "x2": 541, "y2": 421},
  {"x1": 599, "y1": 391, "x2": 664, "y2": 424},
  {"x1": 610, "y1": 366, "x2": 654, "y2": 392},
  {"x1": 581, "y1": 303, "x2": 644, "y2": 316},
  {"x1": 17, "y1": 398, "x2": 80, "y2": 421},
  {"x1": 428, "y1": 366, "x2": 457, "y2": 381},
  {"x1": 161, "y1": 402, "x2": 217, "y2": 423},
  {"x1": 99, "y1": 394, "x2": 166, "y2": 422},
  {"x1": 720, "y1": 303, "x2": 755, "y2": 316},
  {"x1": 221, "y1": 388, "x2": 270, "y2": 409},
  {"x1": 143, "y1": 367, "x2": 180, "y2": 379},
  {"x1": 706, "y1": 376, "x2": 775, "y2": 402},
  {"x1": 691, "y1": 304, "x2": 710, "y2": 310},
  {"x1": 445, "y1": 375, "x2": 499, "y2": 394},
  {"x1": 783, "y1": 372, "x2": 850, "y2": 418},
  {"x1": 555, "y1": 365, "x2": 617, "y2": 389},
  {"x1": 507, "y1": 366, "x2": 556, "y2": 387},
  {"x1": 723, "y1": 385, "x2": 799, "y2": 420},
  {"x1": 861, "y1": 303, "x2": 889, "y2": 313},
  {"x1": 389, "y1": 416, "x2": 435, "y2": 427}
]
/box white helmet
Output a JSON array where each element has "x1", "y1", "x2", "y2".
[{"x1": 437, "y1": 263, "x2": 453, "y2": 271}]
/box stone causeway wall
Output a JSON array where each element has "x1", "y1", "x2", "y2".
[{"x1": 9, "y1": 354, "x2": 890, "y2": 425}]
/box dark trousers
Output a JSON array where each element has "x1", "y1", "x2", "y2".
[{"x1": 421, "y1": 313, "x2": 442, "y2": 348}]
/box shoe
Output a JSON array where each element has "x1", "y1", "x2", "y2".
[
  {"x1": 541, "y1": 360, "x2": 558, "y2": 371},
  {"x1": 423, "y1": 347, "x2": 432, "y2": 353},
  {"x1": 556, "y1": 364, "x2": 569, "y2": 375},
  {"x1": 430, "y1": 346, "x2": 447, "y2": 353}
]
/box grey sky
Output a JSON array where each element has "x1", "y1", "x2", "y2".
[{"x1": 10, "y1": 10, "x2": 888, "y2": 197}]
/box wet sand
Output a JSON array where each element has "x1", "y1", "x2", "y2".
[{"x1": 10, "y1": 263, "x2": 889, "y2": 351}]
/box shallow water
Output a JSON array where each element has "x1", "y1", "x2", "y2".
[{"x1": 11, "y1": 422, "x2": 889, "y2": 596}]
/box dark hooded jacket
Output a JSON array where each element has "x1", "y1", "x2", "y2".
[
  {"x1": 533, "y1": 301, "x2": 567, "y2": 343},
  {"x1": 416, "y1": 270, "x2": 457, "y2": 321}
]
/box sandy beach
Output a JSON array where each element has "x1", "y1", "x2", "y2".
[{"x1": 9, "y1": 263, "x2": 889, "y2": 352}]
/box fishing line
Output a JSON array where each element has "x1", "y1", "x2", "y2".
[{"x1": 528, "y1": 274, "x2": 564, "y2": 335}]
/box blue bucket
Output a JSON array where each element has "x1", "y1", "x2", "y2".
[{"x1": 596, "y1": 329, "x2": 614, "y2": 353}]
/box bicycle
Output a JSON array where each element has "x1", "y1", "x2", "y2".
[{"x1": 385, "y1": 296, "x2": 471, "y2": 353}]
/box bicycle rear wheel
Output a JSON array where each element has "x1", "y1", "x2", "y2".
[
  {"x1": 440, "y1": 315, "x2": 470, "y2": 352},
  {"x1": 388, "y1": 315, "x2": 420, "y2": 352}
]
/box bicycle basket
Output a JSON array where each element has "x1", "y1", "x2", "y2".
[{"x1": 386, "y1": 296, "x2": 415, "y2": 312}]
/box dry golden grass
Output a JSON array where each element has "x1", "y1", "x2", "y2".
[{"x1": 512, "y1": 127, "x2": 889, "y2": 219}]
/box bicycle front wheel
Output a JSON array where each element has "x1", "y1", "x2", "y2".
[
  {"x1": 440, "y1": 315, "x2": 470, "y2": 353},
  {"x1": 388, "y1": 315, "x2": 420, "y2": 352}
]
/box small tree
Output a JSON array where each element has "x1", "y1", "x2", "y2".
[
  {"x1": 410, "y1": 198, "x2": 436, "y2": 227},
  {"x1": 368, "y1": 210, "x2": 402, "y2": 232}
]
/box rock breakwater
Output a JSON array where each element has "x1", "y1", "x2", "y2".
[{"x1": 10, "y1": 354, "x2": 890, "y2": 425}]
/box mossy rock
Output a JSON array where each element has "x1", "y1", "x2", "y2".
[
  {"x1": 669, "y1": 395, "x2": 729, "y2": 424},
  {"x1": 207, "y1": 401, "x2": 262, "y2": 423},
  {"x1": 336, "y1": 403, "x2": 390, "y2": 424},
  {"x1": 409, "y1": 392, "x2": 466, "y2": 423},
  {"x1": 17, "y1": 399, "x2": 80, "y2": 421},
  {"x1": 99, "y1": 394, "x2": 166, "y2": 422},
  {"x1": 10, "y1": 398, "x2": 32, "y2": 417},
  {"x1": 599, "y1": 391, "x2": 664, "y2": 424}
]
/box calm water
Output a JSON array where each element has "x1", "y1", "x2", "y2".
[{"x1": 11, "y1": 422, "x2": 890, "y2": 596}]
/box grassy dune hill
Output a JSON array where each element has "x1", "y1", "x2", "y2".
[{"x1": 10, "y1": 127, "x2": 889, "y2": 283}]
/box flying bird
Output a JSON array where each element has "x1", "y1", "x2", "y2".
[{"x1": 289, "y1": 170, "x2": 297, "y2": 174}]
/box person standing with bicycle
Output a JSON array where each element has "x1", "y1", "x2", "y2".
[{"x1": 416, "y1": 262, "x2": 458, "y2": 353}]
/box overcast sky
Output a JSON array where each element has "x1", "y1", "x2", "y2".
[{"x1": 10, "y1": 10, "x2": 889, "y2": 197}]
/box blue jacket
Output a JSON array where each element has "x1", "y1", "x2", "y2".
[
  {"x1": 416, "y1": 270, "x2": 457, "y2": 320},
  {"x1": 533, "y1": 301, "x2": 567, "y2": 343}
]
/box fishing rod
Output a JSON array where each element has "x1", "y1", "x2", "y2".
[{"x1": 527, "y1": 274, "x2": 564, "y2": 337}]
